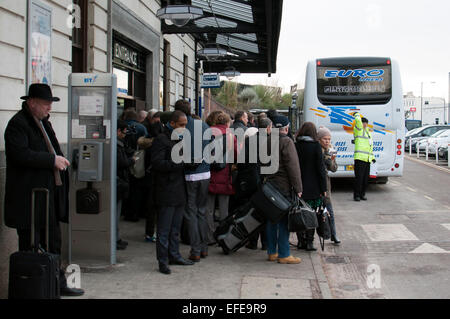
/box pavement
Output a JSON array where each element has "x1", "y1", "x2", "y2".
[
  {"x1": 55, "y1": 156, "x2": 450, "y2": 299},
  {"x1": 71, "y1": 221, "x2": 332, "y2": 299}
]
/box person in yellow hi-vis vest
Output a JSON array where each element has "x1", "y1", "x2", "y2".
[{"x1": 352, "y1": 112, "x2": 375, "y2": 201}]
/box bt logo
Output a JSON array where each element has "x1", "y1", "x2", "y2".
[{"x1": 84, "y1": 75, "x2": 98, "y2": 84}]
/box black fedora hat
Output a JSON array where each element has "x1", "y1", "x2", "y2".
[{"x1": 21, "y1": 83, "x2": 60, "y2": 102}]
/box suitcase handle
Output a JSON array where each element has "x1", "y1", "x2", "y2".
[{"x1": 31, "y1": 188, "x2": 50, "y2": 253}]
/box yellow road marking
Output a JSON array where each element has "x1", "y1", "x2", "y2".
[
  {"x1": 407, "y1": 187, "x2": 417, "y2": 193},
  {"x1": 424, "y1": 195, "x2": 435, "y2": 201}
]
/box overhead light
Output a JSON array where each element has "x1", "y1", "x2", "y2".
[
  {"x1": 220, "y1": 66, "x2": 240, "y2": 80},
  {"x1": 157, "y1": 4, "x2": 203, "y2": 27},
  {"x1": 197, "y1": 47, "x2": 228, "y2": 59}
]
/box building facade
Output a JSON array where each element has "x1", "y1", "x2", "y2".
[
  {"x1": 403, "y1": 92, "x2": 448, "y2": 125},
  {"x1": 0, "y1": 0, "x2": 199, "y2": 297}
]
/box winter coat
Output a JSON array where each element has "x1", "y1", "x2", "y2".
[
  {"x1": 184, "y1": 116, "x2": 210, "y2": 176},
  {"x1": 150, "y1": 126, "x2": 186, "y2": 207},
  {"x1": 295, "y1": 136, "x2": 327, "y2": 200},
  {"x1": 208, "y1": 124, "x2": 237, "y2": 195},
  {"x1": 266, "y1": 134, "x2": 303, "y2": 196},
  {"x1": 117, "y1": 138, "x2": 134, "y2": 201},
  {"x1": 231, "y1": 119, "x2": 248, "y2": 132},
  {"x1": 4, "y1": 102, "x2": 69, "y2": 229}
]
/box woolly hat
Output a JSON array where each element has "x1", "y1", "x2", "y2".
[{"x1": 317, "y1": 126, "x2": 332, "y2": 139}]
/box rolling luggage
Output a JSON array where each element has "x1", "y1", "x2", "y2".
[
  {"x1": 8, "y1": 188, "x2": 60, "y2": 299},
  {"x1": 214, "y1": 202, "x2": 266, "y2": 254}
]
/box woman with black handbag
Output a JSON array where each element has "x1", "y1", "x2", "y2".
[
  {"x1": 295, "y1": 122, "x2": 328, "y2": 251},
  {"x1": 318, "y1": 126, "x2": 341, "y2": 245}
]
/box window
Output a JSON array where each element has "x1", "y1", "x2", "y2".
[
  {"x1": 183, "y1": 55, "x2": 188, "y2": 99},
  {"x1": 114, "y1": 68, "x2": 129, "y2": 95},
  {"x1": 163, "y1": 40, "x2": 171, "y2": 111},
  {"x1": 175, "y1": 73, "x2": 180, "y2": 100},
  {"x1": 71, "y1": 0, "x2": 87, "y2": 72},
  {"x1": 317, "y1": 65, "x2": 392, "y2": 105}
]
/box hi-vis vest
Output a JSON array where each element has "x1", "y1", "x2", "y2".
[{"x1": 353, "y1": 113, "x2": 374, "y2": 163}]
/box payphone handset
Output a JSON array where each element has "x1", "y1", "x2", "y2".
[{"x1": 78, "y1": 141, "x2": 104, "y2": 182}]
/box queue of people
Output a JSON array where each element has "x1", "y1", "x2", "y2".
[
  {"x1": 4, "y1": 84, "x2": 345, "y2": 285},
  {"x1": 113, "y1": 99, "x2": 345, "y2": 274}
]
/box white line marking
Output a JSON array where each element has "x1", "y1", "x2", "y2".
[
  {"x1": 424, "y1": 195, "x2": 435, "y2": 201},
  {"x1": 409, "y1": 243, "x2": 449, "y2": 254},
  {"x1": 407, "y1": 210, "x2": 450, "y2": 213},
  {"x1": 441, "y1": 224, "x2": 450, "y2": 231},
  {"x1": 406, "y1": 187, "x2": 417, "y2": 193},
  {"x1": 362, "y1": 224, "x2": 419, "y2": 242}
]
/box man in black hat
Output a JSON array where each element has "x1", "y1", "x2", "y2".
[{"x1": 4, "y1": 83, "x2": 84, "y2": 296}]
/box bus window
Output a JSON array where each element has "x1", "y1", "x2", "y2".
[{"x1": 317, "y1": 65, "x2": 392, "y2": 105}]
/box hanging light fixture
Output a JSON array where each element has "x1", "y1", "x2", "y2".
[
  {"x1": 197, "y1": 46, "x2": 228, "y2": 59},
  {"x1": 157, "y1": 2, "x2": 203, "y2": 27},
  {"x1": 220, "y1": 66, "x2": 240, "y2": 80}
]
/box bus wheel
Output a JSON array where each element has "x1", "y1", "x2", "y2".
[{"x1": 376, "y1": 177, "x2": 388, "y2": 184}]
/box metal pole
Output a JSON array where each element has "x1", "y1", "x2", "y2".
[
  {"x1": 194, "y1": 40, "x2": 199, "y2": 115},
  {"x1": 409, "y1": 138, "x2": 412, "y2": 155},
  {"x1": 420, "y1": 82, "x2": 423, "y2": 125},
  {"x1": 426, "y1": 143, "x2": 429, "y2": 161},
  {"x1": 417, "y1": 141, "x2": 420, "y2": 158},
  {"x1": 436, "y1": 143, "x2": 439, "y2": 164},
  {"x1": 444, "y1": 98, "x2": 446, "y2": 125}
]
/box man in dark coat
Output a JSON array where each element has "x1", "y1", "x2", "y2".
[
  {"x1": 231, "y1": 110, "x2": 248, "y2": 132},
  {"x1": 151, "y1": 110, "x2": 194, "y2": 274},
  {"x1": 116, "y1": 120, "x2": 135, "y2": 250},
  {"x1": 4, "y1": 83, "x2": 84, "y2": 296}
]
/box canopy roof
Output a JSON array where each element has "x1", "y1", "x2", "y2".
[{"x1": 161, "y1": 0, "x2": 283, "y2": 74}]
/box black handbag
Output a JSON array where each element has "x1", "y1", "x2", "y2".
[
  {"x1": 288, "y1": 196, "x2": 318, "y2": 232},
  {"x1": 250, "y1": 180, "x2": 292, "y2": 223},
  {"x1": 316, "y1": 204, "x2": 332, "y2": 251}
]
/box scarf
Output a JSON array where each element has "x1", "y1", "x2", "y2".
[{"x1": 28, "y1": 104, "x2": 62, "y2": 186}]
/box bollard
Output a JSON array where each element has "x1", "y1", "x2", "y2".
[
  {"x1": 436, "y1": 143, "x2": 439, "y2": 164},
  {"x1": 417, "y1": 141, "x2": 420, "y2": 158},
  {"x1": 409, "y1": 138, "x2": 412, "y2": 155},
  {"x1": 426, "y1": 143, "x2": 428, "y2": 161}
]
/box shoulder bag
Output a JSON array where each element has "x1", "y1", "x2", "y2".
[{"x1": 288, "y1": 195, "x2": 318, "y2": 232}]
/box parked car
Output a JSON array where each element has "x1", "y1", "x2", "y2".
[
  {"x1": 417, "y1": 129, "x2": 450, "y2": 155},
  {"x1": 405, "y1": 124, "x2": 450, "y2": 152}
]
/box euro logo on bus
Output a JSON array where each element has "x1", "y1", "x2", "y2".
[{"x1": 324, "y1": 69, "x2": 384, "y2": 82}]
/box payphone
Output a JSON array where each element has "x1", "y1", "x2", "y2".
[{"x1": 68, "y1": 74, "x2": 117, "y2": 266}]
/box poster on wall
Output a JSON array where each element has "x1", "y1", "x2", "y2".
[{"x1": 28, "y1": 0, "x2": 52, "y2": 86}]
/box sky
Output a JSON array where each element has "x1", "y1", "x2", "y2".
[{"x1": 236, "y1": 0, "x2": 450, "y2": 99}]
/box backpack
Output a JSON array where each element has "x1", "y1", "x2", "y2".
[{"x1": 125, "y1": 123, "x2": 139, "y2": 151}]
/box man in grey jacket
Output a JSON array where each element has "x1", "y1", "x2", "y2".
[{"x1": 174, "y1": 100, "x2": 211, "y2": 262}]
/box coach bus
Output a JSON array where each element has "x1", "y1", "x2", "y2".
[{"x1": 303, "y1": 57, "x2": 404, "y2": 182}]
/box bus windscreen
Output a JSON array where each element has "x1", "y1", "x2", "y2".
[{"x1": 317, "y1": 65, "x2": 392, "y2": 105}]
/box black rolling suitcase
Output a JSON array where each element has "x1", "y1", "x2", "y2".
[
  {"x1": 8, "y1": 188, "x2": 60, "y2": 299},
  {"x1": 214, "y1": 202, "x2": 266, "y2": 254}
]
